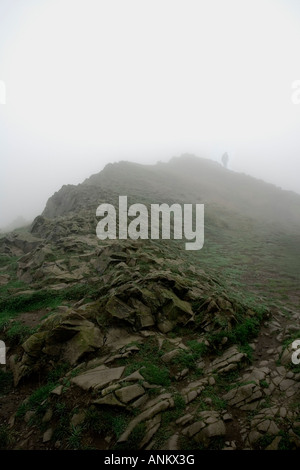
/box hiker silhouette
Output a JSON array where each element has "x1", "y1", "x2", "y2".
[{"x1": 221, "y1": 152, "x2": 229, "y2": 169}]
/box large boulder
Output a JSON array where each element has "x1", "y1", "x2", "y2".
[{"x1": 11, "y1": 309, "x2": 104, "y2": 385}]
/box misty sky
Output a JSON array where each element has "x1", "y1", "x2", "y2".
[{"x1": 1, "y1": 0, "x2": 300, "y2": 228}]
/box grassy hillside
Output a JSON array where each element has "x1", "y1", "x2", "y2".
[{"x1": 83, "y1": 154, "x2": 300, "y2": 229}]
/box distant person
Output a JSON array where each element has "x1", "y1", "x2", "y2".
[{"x1": 221, "y1": 152, "x2": 229, "y2": 169}]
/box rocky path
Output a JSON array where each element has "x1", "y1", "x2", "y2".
[
  {"x1": 1, "y1": 303, "x2": 298, "y2": 451},
  {"x1": 158, "y1": 305, "x2": 300, "y2": 450}
]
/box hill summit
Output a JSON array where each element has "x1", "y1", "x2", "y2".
[{"x1": 43, "y1": 154, "x2": 300, "y2": 231}]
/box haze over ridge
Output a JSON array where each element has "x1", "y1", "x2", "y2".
[{"x1": 40, "y1": 154, "x2": 300, "y2": 231}]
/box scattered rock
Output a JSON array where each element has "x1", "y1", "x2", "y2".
[
  {"x1": 71, "y1": 365, "x2": 125, "y2": 391},
  {"x1": 115, "y1": 384, "x2": 145, "y2": 403},
  {"x1": 42, "y1": 408, "x2": 53, "y2": 423},
  {"x1": 118, "y1": 398, "x2": 174, "y2": 443},
  {"x1": 70, "y1": 409, "x2": 86, "y2": 427},
  {"x1": 43, "y1": 428, "x2": 54, "y2": 443},
  {"x1": 51, "y1": 385, "x2": 63, "y2": 396},
  {"x1": 207, "y1": 345, "x2": 247, "y2": 374},
  {"x1": 24, "y1": 411, "x2": 35, "y2": 423},
  {"x1": 139, "y1": 414, "x2": 161, "y2": 448},
  {"x1": 223, "y1": 383, "x2": 263, "y2": 409},
  {"x1": 183, "y1": 411, "x2": 226, "y2": 447}
]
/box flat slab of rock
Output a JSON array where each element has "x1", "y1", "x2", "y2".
[
  {"x1": 71, "y1": 365, "x2": 125, "y2": 390},
  {"x1": 51, "y1": 385, "x2": 63, "y2": 396},
  {"x1": 115, "y1": 384, "x2": 145, "y2": 403},
  {"x1": 207, "y1": 345, "x2": 247, "y2": 374},
  {"x1": 223, "y1": 383, "x2": 262, "y2": 409},
  {"x1": 118, "y1": 398, "x2": 174, "y2": 443},
  {"x1": 181, "y1": 378, "x2": 208, "y2": 403},
  {"x1": 183, "y1": 411, "x2": 226, "y2": 447}
]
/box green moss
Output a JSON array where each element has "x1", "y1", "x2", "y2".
[{"x1": 140, "y1": 363, "x2": 170, "y2": 386}]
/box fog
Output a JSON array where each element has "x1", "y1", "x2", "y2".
[{"x1": 1, "y1": 0, "x2": 300, "y2": 229}]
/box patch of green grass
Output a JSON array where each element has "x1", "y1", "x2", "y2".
[
  {"x1": 0, "y1": 254, "x2": 15, "y2": 266},
  {"x1": 0, "y1": 280, "x2": 26, "y2": 296},
  {"x1": 290, "y1": 363, "x2": 300, "y2": 374},
  {"x1": 83, "y1": 407, "x2": 102, "y2": 433},
  {"x1": 214, "y1": 370, "x2": 240, "y2": 392},
  {"x1": 0, "y1": 283, "x2": 101, "y2": 337},
  {"x1": 195, "y1": 399, "x2": 209, "y2": 412},
  {"x1": 115, "y1": 422, "x2": 147, "y2": 450},
  {"x1": 0, "y1": 257, "x2": 20, "y2": 283},
  {"x1": 152, "y1": 426, "x2": 173, "y2": 449},
  {"x1": 173, "y1": 392, "x2": 186, "y2": 412},
  {"x1": 122, "y1": 338, "x2": 171, "y2": 385},
  {"x1": 54, "y1": 401, "x2": 68, "y2": 416},
  {"x1": 208, "y1": 311, "x2": 266, "y2": 350},
  {"x1": 171, "y1": 341, "x2": 207, "y2": 371},
  {"x1": 202, "y1": 386, "x2": 227, "y2": 411},
  {"x1": 67, "y1": 425, "x2": 83, "y2": 450},
  {"x1": 187, "y1": 340, "x2": 207, "y2": 356},
  {"x1": 260, "y1": 380, "x2": 269, "y2": 388},
  {"x1": 238, "y1": 343, "x2": 254, "y2": 361},
  {"x1": 16, "y1": 362, "x2": 71, "y2": 420},
  {"x1": 5, "y1": 321, "x2": 36, "y2": 345},
  {"x1": 166, "y1": 331, "x2": 178, "y2": 339},
  {"x1": 84, "y1": 407, "x2": 130, "y2": 440},
  {"x1": 231, "y1": 318, "x2": 262, "y2": 344},
  {"x1": 52, "y1": 403, "x2": 70, "y2": 440},
  {"x1": 123, "y1": 338, "x2": 205, "y2": 385},
  {"x1": 0, "y1": 283, "x2": 100, "y2": 318},
  {"x1": 47, "y1": 363, "x2": 70, "y2": 383},
  {"x1": 111, "y1": 413, "x2": 130, "y2": 439},
  {"x1": 162, "y1": 405, "x2": 185, "y2": 426},
  {"x1": 140, "y1": 363, "x2": 170, "y2": 386},
  {"x1": 0, "y1": 314, "x2": 14, "y2": 332},
  {"x1": 171, "y1": 350, "x2": 196, "y2": 370},
  {"x1": 16, "y1": 382, "x2": 57, "y2": 418}
]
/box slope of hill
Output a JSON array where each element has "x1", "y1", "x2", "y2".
[
  {"x1": 0, "y1": 155, "x2": 299, "y2": 451},
  {"x1": 40, "y1": 154, "x2": 300, "y2": 304},
  {"x1": 43, "y1": 154, "x2": 300, "y2": 230}
]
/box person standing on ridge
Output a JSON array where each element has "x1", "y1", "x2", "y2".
[{"x1": 222, "y1": 152, "x2": 229, "y2": 169}]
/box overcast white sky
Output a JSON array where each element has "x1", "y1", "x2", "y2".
[{"x1": 1, "y1": 0, "x2": 300, "y2": 228}]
